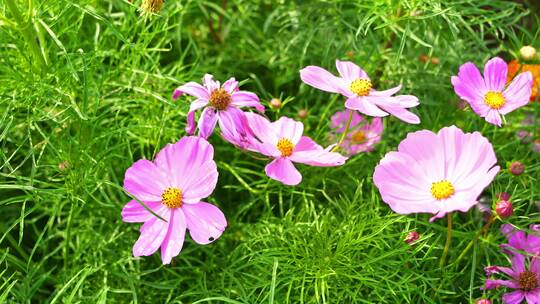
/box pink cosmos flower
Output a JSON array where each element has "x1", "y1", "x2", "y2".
[
  {"x1": 300, "y1": 60, "x2": 420, "y2": 124},
  {"x1": 484, "y1": 252, "x2": 540, "y2": 303},
  {"x1": 121, "y1": 136, "x2": 227, "y2": 264},
  {"x1": 173, "y1": 74, "x2": 265, "y2": 138},
  {"x1": 330, "y1": 109, "x2": 383, "y2": 155},
  {"x1": 501, "y1": 224, "x2": 540, "y2": 256},
  {"x1": 451, "y1": 57, "x2": 533, "y2": 127},
  {"x1": 242, "y1": 113, "x2": 348, "y2": 185},
  {"x1": 373, "y1": 126, "x2": 500, "y2": 221}
]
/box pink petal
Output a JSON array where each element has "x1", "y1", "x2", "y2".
[
  {"x1": 122, "y1": 200, "x2": 163, "y2": 223},
  {"x1": 173, "y1": 82, "x2": 210, "y2": 100},
  {"x1": 485, "y1": 279, "x2": 520, "y2": 290},
  {"x1": 273, "y1": 116, "x2": 304, "y2": 144},
  {"x1": 244, "y1": 112, "x2": 278, "y2": 145},
  {"x1": 133, "y1": 208, "x2": 171, "y2": 257},
  {"x1": 124, "y1": 159, "x2": 168, "y2": 202},
  {"x1": 369, "y1": 85, "x2": 402, "y2": 97},
  {"x1": 160, "y1": 209, "x2": 186, "y2": 264},
  {"x1": 289, "y1": 148, "x2": 347, "y2": 167},
  {"x1": 183, "y1": 201, "x2": 227, "y2": 245},
  {"x1": 188, "y1": 99, "x2": 208, "y2": 113},
  {"x1": 376, "y1": 103, "x2": 420, "y2": 124},
  {"x1": 219, "y1": 108, "x2": 256, "y2": 149},
  {"x1": 182, "y1": 161, "x2": 218, "y2": 204},
  {"x1": 396, "y1": 130, "x2": 444, "y2": 181},
  {"x1": 524, "y1": 290, "x2": 540, "y2": 304},
  {"x1": 330, "y1": 109, "x2": 363, "y2": 132},
  {"x1": 451, "y1": 63, "x2": 487, "y2": 105},
  {"x1": 300, "y1": 66, "x2": 347, "y2": 94},
  {"x1": 500, "y1": 71, "x2": 533, "y2": 115},
  {"x1": 222, "y1": 77, "x2": 239, "y2": 93},
  {"x1": 391, "y1": 95, "x2": 419, "y2": 107},
  {"x1": 485, "y1": 109, "x2": 502, "y2": 127},
  {"x1": 265, "y1": 158, "x2": 302, "y2": 186},
  {"x1": 512, "y1": 253, "x2": 526, "y2": 273},
  {"x1": 345, "y1": 97, "x2": 389, "y2": 117},
  {"x1": 502, "y1": 291, "x2": 525, "y2": 304},
  {"x1": 186, "y1": 111, "x2": 196, "y2": 135},
  {"x1": 335, "y1": 60, "x2": 368, "y2": 81},
  {"x1": 483, "y1": 57, "x2": 508, "y2": 92},
  {"x1": 203, "y1": 74, "x2": 220, "y2": 91},
  {"x1": 295, "y1": 136, "x2": 323, "y2": 152},
  {"x1": 231, "y1": 91, "x2": 265, "y2": 112},
  {"x1": 198, "y1": 107, "x2": 219, "y2": 138}
]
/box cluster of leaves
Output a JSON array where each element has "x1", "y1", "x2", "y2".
[{"x1": 0, "y1": 0, "x2": 539, "y2": 302}]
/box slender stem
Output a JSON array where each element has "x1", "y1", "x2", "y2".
[
  {"x1": 331, "y1": 110, "x2": 354, "y2": 152},
  {"x1": 5, "y1": 0, "x2": 47, "y2": 71},
  {"x1": 440, "y1": 213, "x2": 453, "y2": 267},
  {"x1": 454, "y1": 215, "x2": 495, "y2": 265}
]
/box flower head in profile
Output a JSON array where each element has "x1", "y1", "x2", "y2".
[
  {"x1": 300, "y1": 60, "x2": 420, "y2": 124},
  {"x1": 173, "y1": 74, "x2": 264, "y2": 138},
  {"x1": 373, "y1": 126, "x2": 500, "y2": 221},
  {"x1": 122, "y1": 136, "x2": 227, "y2": 264},
  {"x1": 451, "y1": 57, "x2": 533, "y2": 127},
  {"x1": 242, "y1": 113, "x2": 347, "y2": 185},
  {"x1": 330, "y1": 109, "x2": 383, "y2": 155}
]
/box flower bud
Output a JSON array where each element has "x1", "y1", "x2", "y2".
[
  {"x1": 496, "y1": 200, "x2": 513, "y2": 218},
  {"x1": 141, "y1": 0, "x2": 164, "y2": 14},
  {"x1": 430, "y1": 57, "x2": 440, "y2": 65},
  {"x1": 58, "y1": 161, "x2": 70, "y2": 171},
  {"x1": 269, "y1": 98, "x2": 282, "y2": 109},
  {"x1": 520, "y1": 45, "x2": 537, "y2": 61},
  {"x1": 475, "y1": 299, "x2": 492, "y2": 304},
  {"x1": 346, "y1": 51, "x2": 354, "y2": 59},
  {"x1": 509, "y1": 161, "x2": 525, "y2": 175},
  {"x1": 298, "y1": 109, "x2": 308, "y2": 119},
  {"x1": 496, "y1": 192, "x2": 510, "y2": 201},
  {"x1": 404, "y1": 231, "x2": 419, "y2": 244}
]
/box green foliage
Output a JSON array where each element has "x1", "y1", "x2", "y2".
[{"x1": 0, "y1": 0, "x2": 539, "y2": 302}]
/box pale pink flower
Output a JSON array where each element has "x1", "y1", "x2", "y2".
[
  {"x1": 242, "y1": 113, "x2": 347, "y2": 185},
  {"x1": 330, "y1": 109, "x2": 383, "y2": 155},
  {"x1": 173, "y1": 74, "x2": 264, "y2": 138},
  {"x1": 122, "y1": 136, "x2": 227, "y2": 264},
  {"x1": 451, "y1": 57, "x2": 533, "y2": 127},
  {"x1": 300, "y1": 60, "x2": 420, "y2": 124},
  {"x1": 373, "y1": 126, "x2": 500, "y2": 221}
]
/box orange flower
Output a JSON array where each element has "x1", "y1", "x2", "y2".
[{"x1": 508, "y1": 60, "x2": 540, "y2": 101}]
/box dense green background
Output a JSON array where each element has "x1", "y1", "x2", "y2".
[{"x1": 1, "y1": 0, "x2": 539, "y2": 303}]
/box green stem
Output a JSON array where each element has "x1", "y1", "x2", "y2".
[
  {"x1": 5, "y1": 0, "x2": 47, "y2": 72},
  {"x1": 454, "y1": 215, "x2": 495, "y2": 265},
  {"x1": 440, "y1": 213, "x2": 453, "y2": 267},
  {"x1": 331, "y1": 110, "x2": 354, "y2": 152}
]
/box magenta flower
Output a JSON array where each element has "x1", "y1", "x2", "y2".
[
  {"x1": 173, "y1": 74, "x2": 264, "y2": 138},
  {"x1": 373, "y1": 126, "x2": 500, "y2": 221},
  {"x1": 484, "y1": 253, "x2": 540, "y2": 304},
  {"x1": 501, "y1": 224, "x2": 540, "y2": 256},
  {"x1": 242, "y1": 113, "x2": 348, "y2": 185},
  {"x1": 300, "y1": 60, "x2": 420, "y2": 124},
  {"x1": 121, "y1": 136, "x2": 227, "y2": 264},
  {"x1": 330, "y1": 109, "x2": 383, "y2": 155},
  {"x1": 451, "y1": 57, "x2": 533, "y2": 127}
]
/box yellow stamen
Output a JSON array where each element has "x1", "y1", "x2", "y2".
[
  {"x1": 484, "y1": 91, "x2": 505, "y2": 109},
  {"x1": 276, "y1": 138, "x2": 294, "y2": 157},
  {"x1": 430, "y1": 180, "x2": 455, "y2": 200},
  {"x1": 161, "y1": 187, "x2": 182, "y2": 209},
  {"x1": 349, "y1": 79, "x2": 372, "y2": 96},
  {"x1": 351, "y1": 130, "x2": 367, "y2": 144},
  {"x1": 209, "y1": 88, "x2": 232, "y2": 110}
]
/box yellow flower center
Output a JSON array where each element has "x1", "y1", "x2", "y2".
[
  {"x1": 161, "y1": 187, "x2": 183, "y2": 209},
  {"x1": 349, "y1": 79, "x2": 372, "y2": 96},
  {"x1": 518, "y1": 270, "x2": 538, "y2": 291},
  {"x1": 430, "y1": 180, "x2": 455, "y2": 200},
  {"x1": 209, "y1": 88, "x2": 232, "y2": 111},
  {"x1": 483, "y1": 91, "x2": 505, "y2": 109},
  {"x1": 276, "y1": 138, "x2": 294, "y2": 157},
  {"x1": 351, "y1": 130, "x2": 367, "y2": 144}
]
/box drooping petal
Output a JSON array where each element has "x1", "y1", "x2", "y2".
[
  {"x1": 390, "y1": 95, "x2": 419, "y2": 107},
  {"x1": 289, "y1": 147, "x2": 347, "y2": 167},
  {"x1": 173, "y1": 82, "x2": 210, "y2": 100},
  {"x1": 369, "y1": 85, "x2": 402, "y2": 97},
  {"x1": 485, "y1": 109, "x2": 503, "y2": 127},
  {"x1": 203, "y1": 74, "x2": 220, "y2": 92},
  {"x1": 273, "y1": 116, "x2": 304, "y2": 144},
  {"x1": 133, "y1": 208, "x2": 171, "y2": 257},
  {"x1": 265, "y1": 158, "x2": 302, "y2": 186},
  {"x1": 376, "y1": 103, "x2": 420, "y2": 124},
  {"x1": 122, "y1": 200, "x2": 164, "y2": 223},
  {"x1": 500, "y1": 71, "x2": 533, "y2": 115},
  {"x1": 183, "y1": 201, "x2": 227, "y2": 245},
  {"x1": 484, "y1": 57, "x2": 508, "y2": 92},
  {"x1": 222, "y1": 77, "x2": 239, "y2": 93},
  {"x1": 231, "y1": 91, "x2": 265, "y2": 112},
  {"x1": 186, "y1": 110, "x2": 196, "y2": 135},
  {"x1": 160, "y1": 208, "x2": 186, "y2": 264},
  {"x1": 219, "y1": 107, "x2": 256, "y2": 149},
  {"x1": 198, "y1": 107, "x2": 219, "y2": 138},
  {"x1": 335, "y1": 60, "x2": 368, "y2": 81},
  {"x1": 501, "y1": 290, "x2": 525, "y2": 304},
  {"x1": 345, "y1": 97, "x2": 389, "y2": 117},
  {"x1": 485, "y1": 279, "x2": 520, "y2": 290},
  {"x1": 300, "y1": 66, "x2": 347, "y2": 94},
  {"x1": 124, "y1": 159, "x2": 168, "y2": 202}
]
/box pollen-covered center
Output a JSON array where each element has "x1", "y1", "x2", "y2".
[
  {"x1": 430, "y1": 180, "x2": 455, "y2": 200},
  {"x1": 277, "y1": 138, "x2": 294, "y2": 157},
  {"x1": 351, "y1": 130, "x2": 367, "y2": 144},
  {"x1": 484, "y1": 91, "x2": 505, "y2": 109},
  {"x1": 349, "y1": 79, "x2": 372, "y2": 96},
  {"x1": 209, "y1": 88, "x2": 232, "y2": 110},
  {"x1": 518, "y1": 270, "x2": 538, "y2": 291},
  {"x1": 161, "y1": 187, "x2": 183, "y2": 209}
]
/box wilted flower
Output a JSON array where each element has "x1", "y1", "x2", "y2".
[
  {"x1": 373, "y1": 126, "x2": 499, "y2": 221},
  {"x1": 451, "y1": 57, "x2": 533, "y2": 127},
  {"x1": 173, "y1": 74, "x2": 264, "y2": 138},
  {"x1": 329, "y1": 110, "x2": 383, "y2": 155},
  {"x1": 509, "y1": 161, "x2": 525, "y2": 176},
  {"x1": 122, "y1": 137, "x2": 227, "y2": 264},
  {"x1": 300, "y1": 60, "x2": 420, "y2": 124},
  {"x1": 496, "y1": 200, "x2": 513, "y2": 218},
  {"x1": 404, "y1": 231, "x2": 420, "y2": 244}
]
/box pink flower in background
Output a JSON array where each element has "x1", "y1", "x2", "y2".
[
  {"x1": 451, "y1": 57, "x2": 533, "y2": 127},
  {"x1": 243, "y1": 113, "x2": 348, "y2": 185},
  {"x1": 300, "y1": 60, "x2": 420, "y2": 124},
  {"x1": 173, "y1": 74, "x2": 264, "y2": 138},
  {"x1": 500, "y1": 224, "x2": 540, "y2": 256},
  {"x1": 373, "y1": 126, "x2": 500, "y2": 221},
  {"x1": 330, "y1": 110, "x2": 383, "y2": 155},
  {"x1": 122, "y1": 137, "x2": 227, "y2": 264}
]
